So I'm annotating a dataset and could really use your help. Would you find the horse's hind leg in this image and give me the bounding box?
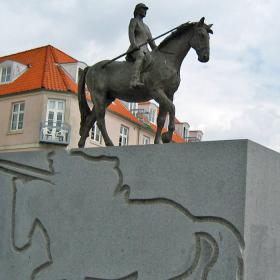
[78,96,114,148]
[94,94,114,146]
[78,110,97,148]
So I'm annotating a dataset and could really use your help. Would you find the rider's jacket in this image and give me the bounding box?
[126,18,156,62]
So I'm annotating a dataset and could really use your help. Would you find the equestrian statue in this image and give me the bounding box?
[78,3,213,147]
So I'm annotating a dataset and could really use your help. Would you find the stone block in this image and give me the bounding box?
[0,140,279,279]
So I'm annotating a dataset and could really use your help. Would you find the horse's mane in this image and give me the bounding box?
[158,22,195,50]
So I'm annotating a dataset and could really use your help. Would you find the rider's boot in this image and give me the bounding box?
[130,59,144,89]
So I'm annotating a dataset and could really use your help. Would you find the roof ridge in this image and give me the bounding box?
[41,46,49,88]
[50,45,78,62]
[49,46,69,90]
[0,45,52,59]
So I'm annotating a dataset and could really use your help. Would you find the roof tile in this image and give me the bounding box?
[0,45,77,95]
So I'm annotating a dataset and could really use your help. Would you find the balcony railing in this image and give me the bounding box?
[39,122,71,145]
[186,137,202,142]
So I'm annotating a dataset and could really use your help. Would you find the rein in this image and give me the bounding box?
[159,49,175,55]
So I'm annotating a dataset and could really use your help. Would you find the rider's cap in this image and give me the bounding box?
[135,3,149,10]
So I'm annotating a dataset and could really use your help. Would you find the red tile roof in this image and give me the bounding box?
[108,99,143,126]
[0,45,77,96]
[149,122,185,143]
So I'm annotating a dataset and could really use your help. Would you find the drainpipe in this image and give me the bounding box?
[137,124,140,145]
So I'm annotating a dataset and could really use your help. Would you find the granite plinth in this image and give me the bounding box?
[0,140,279,280]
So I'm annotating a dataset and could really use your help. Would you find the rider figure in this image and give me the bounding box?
[126,3,157,89]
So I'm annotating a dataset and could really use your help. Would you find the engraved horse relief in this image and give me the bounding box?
[0,151,244,280]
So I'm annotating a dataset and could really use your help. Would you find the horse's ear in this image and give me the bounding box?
[207,24,213,34]
[198,17,205,26]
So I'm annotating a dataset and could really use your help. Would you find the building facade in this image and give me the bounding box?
[0,45,203,152]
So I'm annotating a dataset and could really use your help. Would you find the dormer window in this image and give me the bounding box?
[183,125,189,139]
[1,65,12,83]
[60,61,87,83]
[0,60,28,84]
[148,105,158,124]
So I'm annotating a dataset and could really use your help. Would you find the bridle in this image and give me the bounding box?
[189,26,210,55]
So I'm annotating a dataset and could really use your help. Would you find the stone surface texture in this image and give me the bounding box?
[0,140,279,280]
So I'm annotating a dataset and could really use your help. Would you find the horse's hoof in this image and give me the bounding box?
[162,132,172,143]
[154,138,161,144]
[105,142,114,146]
[78,139,85,148]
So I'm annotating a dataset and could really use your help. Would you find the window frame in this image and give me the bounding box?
[45,99,66,141]
[183,126,189,139]
[128,102,138,116]
[149,106,157,124]
[119,125,129,146]
[91,123,102,144]
[143,135,150,145]
[10,102,25,131]
[46,99,65,127]
[1,65,12,83]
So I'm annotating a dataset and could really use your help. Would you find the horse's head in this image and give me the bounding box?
[189,17,213,63]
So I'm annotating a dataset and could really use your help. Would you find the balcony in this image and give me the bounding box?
[186,137,201,142]
[39,122,71,145]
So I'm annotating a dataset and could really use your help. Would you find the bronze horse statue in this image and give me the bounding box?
[78,17,213,147]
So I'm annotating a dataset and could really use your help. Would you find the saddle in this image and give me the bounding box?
[125,51,154,74]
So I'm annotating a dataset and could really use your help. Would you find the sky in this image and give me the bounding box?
[1,0,280,152]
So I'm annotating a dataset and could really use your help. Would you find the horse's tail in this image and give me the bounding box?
[194,219,245,280]
[78,67,91,136]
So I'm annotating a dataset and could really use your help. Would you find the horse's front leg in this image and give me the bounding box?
[153,89,175,144]
[154,108,167,144]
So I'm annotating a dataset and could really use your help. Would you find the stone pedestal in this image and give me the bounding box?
[0,140,279,279]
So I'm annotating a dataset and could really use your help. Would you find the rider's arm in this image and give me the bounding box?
[128,18,138,49]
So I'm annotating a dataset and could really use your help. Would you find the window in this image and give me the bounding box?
[149,107,157,123]
[10,102,25,131]
[128,102,138,115]
[0,61,28,84]
[183,126,189,139]
[60,61,88,83]
[143,135,150,145]
[45,99,65,140]
[46,99,65,127]
[91,123,102,144]
[1,65,12,83]
[119,125,129,146]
